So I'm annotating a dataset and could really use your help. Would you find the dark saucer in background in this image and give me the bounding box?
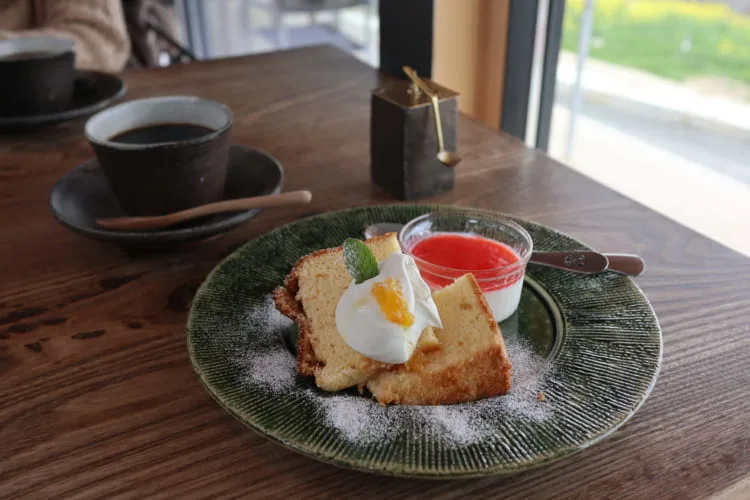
[49,145,284,247]
[0,70,126,130]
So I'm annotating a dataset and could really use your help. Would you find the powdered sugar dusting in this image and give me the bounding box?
[234,294,554,447]
[318,394,389,443]
[498,339,553,422]
[245,350,297,390]
[246,294,295,344]
[233,295,297,390]
[419,405,481,445]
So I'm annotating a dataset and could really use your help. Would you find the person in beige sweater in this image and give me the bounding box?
[0,0,131,73]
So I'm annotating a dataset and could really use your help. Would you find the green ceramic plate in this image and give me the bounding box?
[187,205,662,478]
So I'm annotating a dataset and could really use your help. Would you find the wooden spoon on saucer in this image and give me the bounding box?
[96,190,312,231]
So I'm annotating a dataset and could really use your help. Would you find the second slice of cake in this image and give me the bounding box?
[366,273,512,405]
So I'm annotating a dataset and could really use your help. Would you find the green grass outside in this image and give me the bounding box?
[561,0,750,85]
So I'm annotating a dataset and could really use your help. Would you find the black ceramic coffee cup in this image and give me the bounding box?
[0,37,76,116]
[85,96,233,217]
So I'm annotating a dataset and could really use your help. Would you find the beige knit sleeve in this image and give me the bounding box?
[0,0,131,73]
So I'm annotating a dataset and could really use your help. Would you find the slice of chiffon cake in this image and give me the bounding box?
[273,233,441,392]
[366,273,512,405]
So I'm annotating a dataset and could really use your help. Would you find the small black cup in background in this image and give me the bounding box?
[84,96,233,217]
[0,37,76,116]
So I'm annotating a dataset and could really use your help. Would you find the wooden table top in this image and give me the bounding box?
[1,46,748,499]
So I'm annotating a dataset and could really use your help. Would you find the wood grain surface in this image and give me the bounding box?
[1,46,748,499]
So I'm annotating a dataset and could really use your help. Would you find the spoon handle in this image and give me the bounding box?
[176,190,312,215]
[96,190,312,231]
[402,66,443,149]
[603,253,645,276]
[402,66,436,97]
[430,94,447,154]
[403,66,455,165]
[531,251,644,276]
[530,251,609,274]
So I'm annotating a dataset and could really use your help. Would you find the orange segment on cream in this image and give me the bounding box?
[371,278,414,328]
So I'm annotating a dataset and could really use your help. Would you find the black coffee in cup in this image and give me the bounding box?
[85,96,233,217]
[110,123,215,144]
[0,51,55,61]
[0,37,75,116]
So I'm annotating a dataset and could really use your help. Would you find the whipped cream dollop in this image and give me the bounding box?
[335,253,442,364]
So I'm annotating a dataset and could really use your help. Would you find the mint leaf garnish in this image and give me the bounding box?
[343,238,379,284]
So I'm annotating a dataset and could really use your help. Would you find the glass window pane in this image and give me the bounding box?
[181,0,379,67]
[548,0,750,256]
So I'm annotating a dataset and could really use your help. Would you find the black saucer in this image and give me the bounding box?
[0,70,126,129]
[49,145,284,247]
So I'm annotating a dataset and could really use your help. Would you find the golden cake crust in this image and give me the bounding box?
[367,343,511,405]
[272,285,318,376]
